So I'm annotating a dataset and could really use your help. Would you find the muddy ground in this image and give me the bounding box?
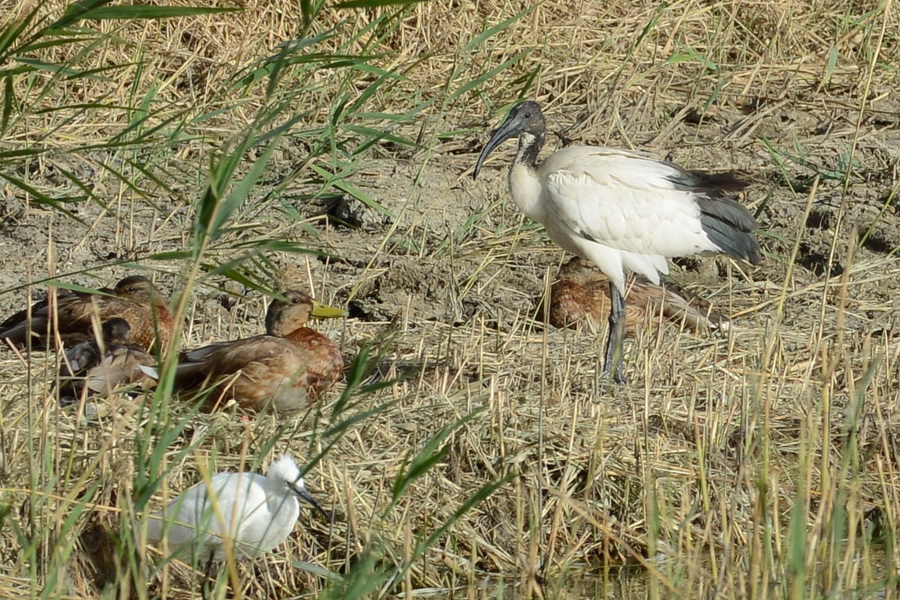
[3,96,898,358]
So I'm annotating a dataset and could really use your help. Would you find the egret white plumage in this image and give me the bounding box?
[142,455,329,564]
[474,101,761,383]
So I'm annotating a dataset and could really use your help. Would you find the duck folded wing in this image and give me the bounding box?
[175,336,294,383]
[629,279,730,332]
[0,287,97,331]
[85,346,158,394]
[61,341,104,376]
[185,336,289,367]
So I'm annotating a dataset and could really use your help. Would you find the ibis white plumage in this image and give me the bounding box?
[474,101,761,383]
[141,454,329,564]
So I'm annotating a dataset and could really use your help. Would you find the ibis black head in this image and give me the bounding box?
[473,101,546,179]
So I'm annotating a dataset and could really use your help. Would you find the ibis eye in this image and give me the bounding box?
[524,112,531,118]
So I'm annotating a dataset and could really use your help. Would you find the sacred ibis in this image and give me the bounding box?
[474,101,761,383]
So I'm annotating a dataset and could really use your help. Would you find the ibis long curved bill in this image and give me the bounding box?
[473,101,761,384]
[474,114,527,178]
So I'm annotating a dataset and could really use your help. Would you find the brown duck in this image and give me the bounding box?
[0,275,172,352]
[541,257,729,334]
[58,317,158,403]
[173,290,345,412]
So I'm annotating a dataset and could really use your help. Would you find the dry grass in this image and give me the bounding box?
[1,0,899,598]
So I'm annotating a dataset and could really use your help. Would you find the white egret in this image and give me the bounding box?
[142,455,329,565]
[474,101,761,383]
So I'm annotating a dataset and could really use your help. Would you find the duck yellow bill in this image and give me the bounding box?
[310,299,347,319]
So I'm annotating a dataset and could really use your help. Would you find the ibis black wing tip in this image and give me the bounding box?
[688,169,751,192]
[666,165,751,199]
[745,242,764,265]
[728,235,763,265]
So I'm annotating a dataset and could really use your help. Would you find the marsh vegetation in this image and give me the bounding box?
[0,0,898,598]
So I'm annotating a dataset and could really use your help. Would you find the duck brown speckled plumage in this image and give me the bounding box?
[541,257,729,335]
[173,290,345,413]
[58,317,157,402]
[0,275,173,352]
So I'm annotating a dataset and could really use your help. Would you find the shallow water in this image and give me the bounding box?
[409,566,652,600]
[418,553,898,600]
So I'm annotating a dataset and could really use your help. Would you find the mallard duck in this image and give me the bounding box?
[173,290,345,412]
[0,275,173,352]
[540,257,729,334]
[58,317,157,403]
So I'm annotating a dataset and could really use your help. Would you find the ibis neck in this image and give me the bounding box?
[516,131,543,170]
[508,131,547,223]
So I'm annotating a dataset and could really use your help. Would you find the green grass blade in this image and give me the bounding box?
[0,76,13,135]
[464,5,534,52]
[390,410,483,504]
[82,6,240,19]
[334,0,425,8]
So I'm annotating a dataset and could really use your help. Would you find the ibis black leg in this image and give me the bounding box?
[603,282,627,384]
